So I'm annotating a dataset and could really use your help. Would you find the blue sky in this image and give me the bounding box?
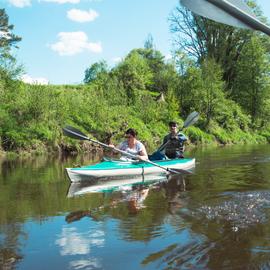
[2,0,270,85]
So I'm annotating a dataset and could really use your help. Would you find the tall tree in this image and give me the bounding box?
[112,50,153,101]
[200,58,226,125]
[178,58,226,126]
[0,9,21,63]
[130,46,179,94]
[169,1,265,88]
[232,35,270,128]
[84,60,108,84]
[0,9,22,80]
[144,34,154,50]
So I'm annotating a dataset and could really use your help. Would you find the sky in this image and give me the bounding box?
[1,0,270,85]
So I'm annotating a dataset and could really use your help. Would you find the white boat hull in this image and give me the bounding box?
[66,158,195,183]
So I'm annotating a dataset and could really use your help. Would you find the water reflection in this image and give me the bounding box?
[0,144,270,269]
[0,224,23,270]
[65,176,167,222]
[193,191,270,229]
[141,240,212,269]
[66,173,188,214]
[56,227,105,255]
[66,174,169,196]
[55,226,104,269]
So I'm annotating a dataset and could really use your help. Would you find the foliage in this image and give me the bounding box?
[1,6,270,154]
[0,9,22,79]
[232,35,270,128]
[112,50,154,101]
[83,60,108,84]
[168,0,263,88]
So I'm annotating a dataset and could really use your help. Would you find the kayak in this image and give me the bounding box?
[66,158,195,182]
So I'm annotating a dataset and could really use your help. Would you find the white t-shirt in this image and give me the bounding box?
[118,140,145,156]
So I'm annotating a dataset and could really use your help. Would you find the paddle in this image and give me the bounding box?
[180,0,270,36]
[155,111,199,154]
[62,125,183,174]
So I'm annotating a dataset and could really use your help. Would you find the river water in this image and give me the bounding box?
[1,144,270,270]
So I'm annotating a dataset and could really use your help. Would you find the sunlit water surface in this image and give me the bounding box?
[1,144,270,269]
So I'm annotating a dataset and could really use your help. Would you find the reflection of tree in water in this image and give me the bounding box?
[0,155,88,270]
[189,191,270,269]
[66,185,154,224]
[0,223,24,270]
[162,174,187,215]
[65,174,189,242]
[140,190,270,269]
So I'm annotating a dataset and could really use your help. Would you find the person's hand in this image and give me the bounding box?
[108,144,115,149]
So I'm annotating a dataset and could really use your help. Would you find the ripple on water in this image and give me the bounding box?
[141,233,213,270]
[163,240,214,270]
[194,191,270,230]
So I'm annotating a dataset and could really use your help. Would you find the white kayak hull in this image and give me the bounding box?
[66,158,195,183]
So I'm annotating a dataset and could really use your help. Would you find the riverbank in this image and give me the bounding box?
[1,133,268,158]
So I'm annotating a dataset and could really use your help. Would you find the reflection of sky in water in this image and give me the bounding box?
[55,227,104,255]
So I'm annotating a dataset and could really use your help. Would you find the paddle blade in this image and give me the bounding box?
[63,126,89,141]
[183,111,199,129]
[180,0,270,36]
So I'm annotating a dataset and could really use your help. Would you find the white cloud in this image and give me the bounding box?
[41,0,80,3]
[50,31,102,56]
[8,0,31,7]
[21,74,49,85]
[67,9,99,23]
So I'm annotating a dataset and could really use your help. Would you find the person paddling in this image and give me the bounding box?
[162,121,188,159]
[110,128,148,161]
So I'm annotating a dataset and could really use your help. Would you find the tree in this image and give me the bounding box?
[84,60,108,84]
[0,9,22,79]
[178,58,226,126]
[130,46,180,94]
[232,36,270,128]
[200,58,226,125]
[177,64,203,116]
[168,1,264,88]
[144,34,154,50]
[0,9,21,63]
[112,51,153,101]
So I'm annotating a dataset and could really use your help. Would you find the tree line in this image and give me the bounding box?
[0,1,269,154]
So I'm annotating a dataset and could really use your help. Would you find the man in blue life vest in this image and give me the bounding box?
[162,121,188,159]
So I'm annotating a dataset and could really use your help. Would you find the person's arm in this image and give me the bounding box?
[108,142,124,155]
[137,144,148,161]
[163,134,169,144]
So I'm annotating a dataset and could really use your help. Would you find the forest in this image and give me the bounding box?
[0,1,270,155]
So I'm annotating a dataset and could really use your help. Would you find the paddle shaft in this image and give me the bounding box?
[207,0,270,36]
[181,0,270,36]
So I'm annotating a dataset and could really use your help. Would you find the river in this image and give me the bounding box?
[1,144,270,269]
